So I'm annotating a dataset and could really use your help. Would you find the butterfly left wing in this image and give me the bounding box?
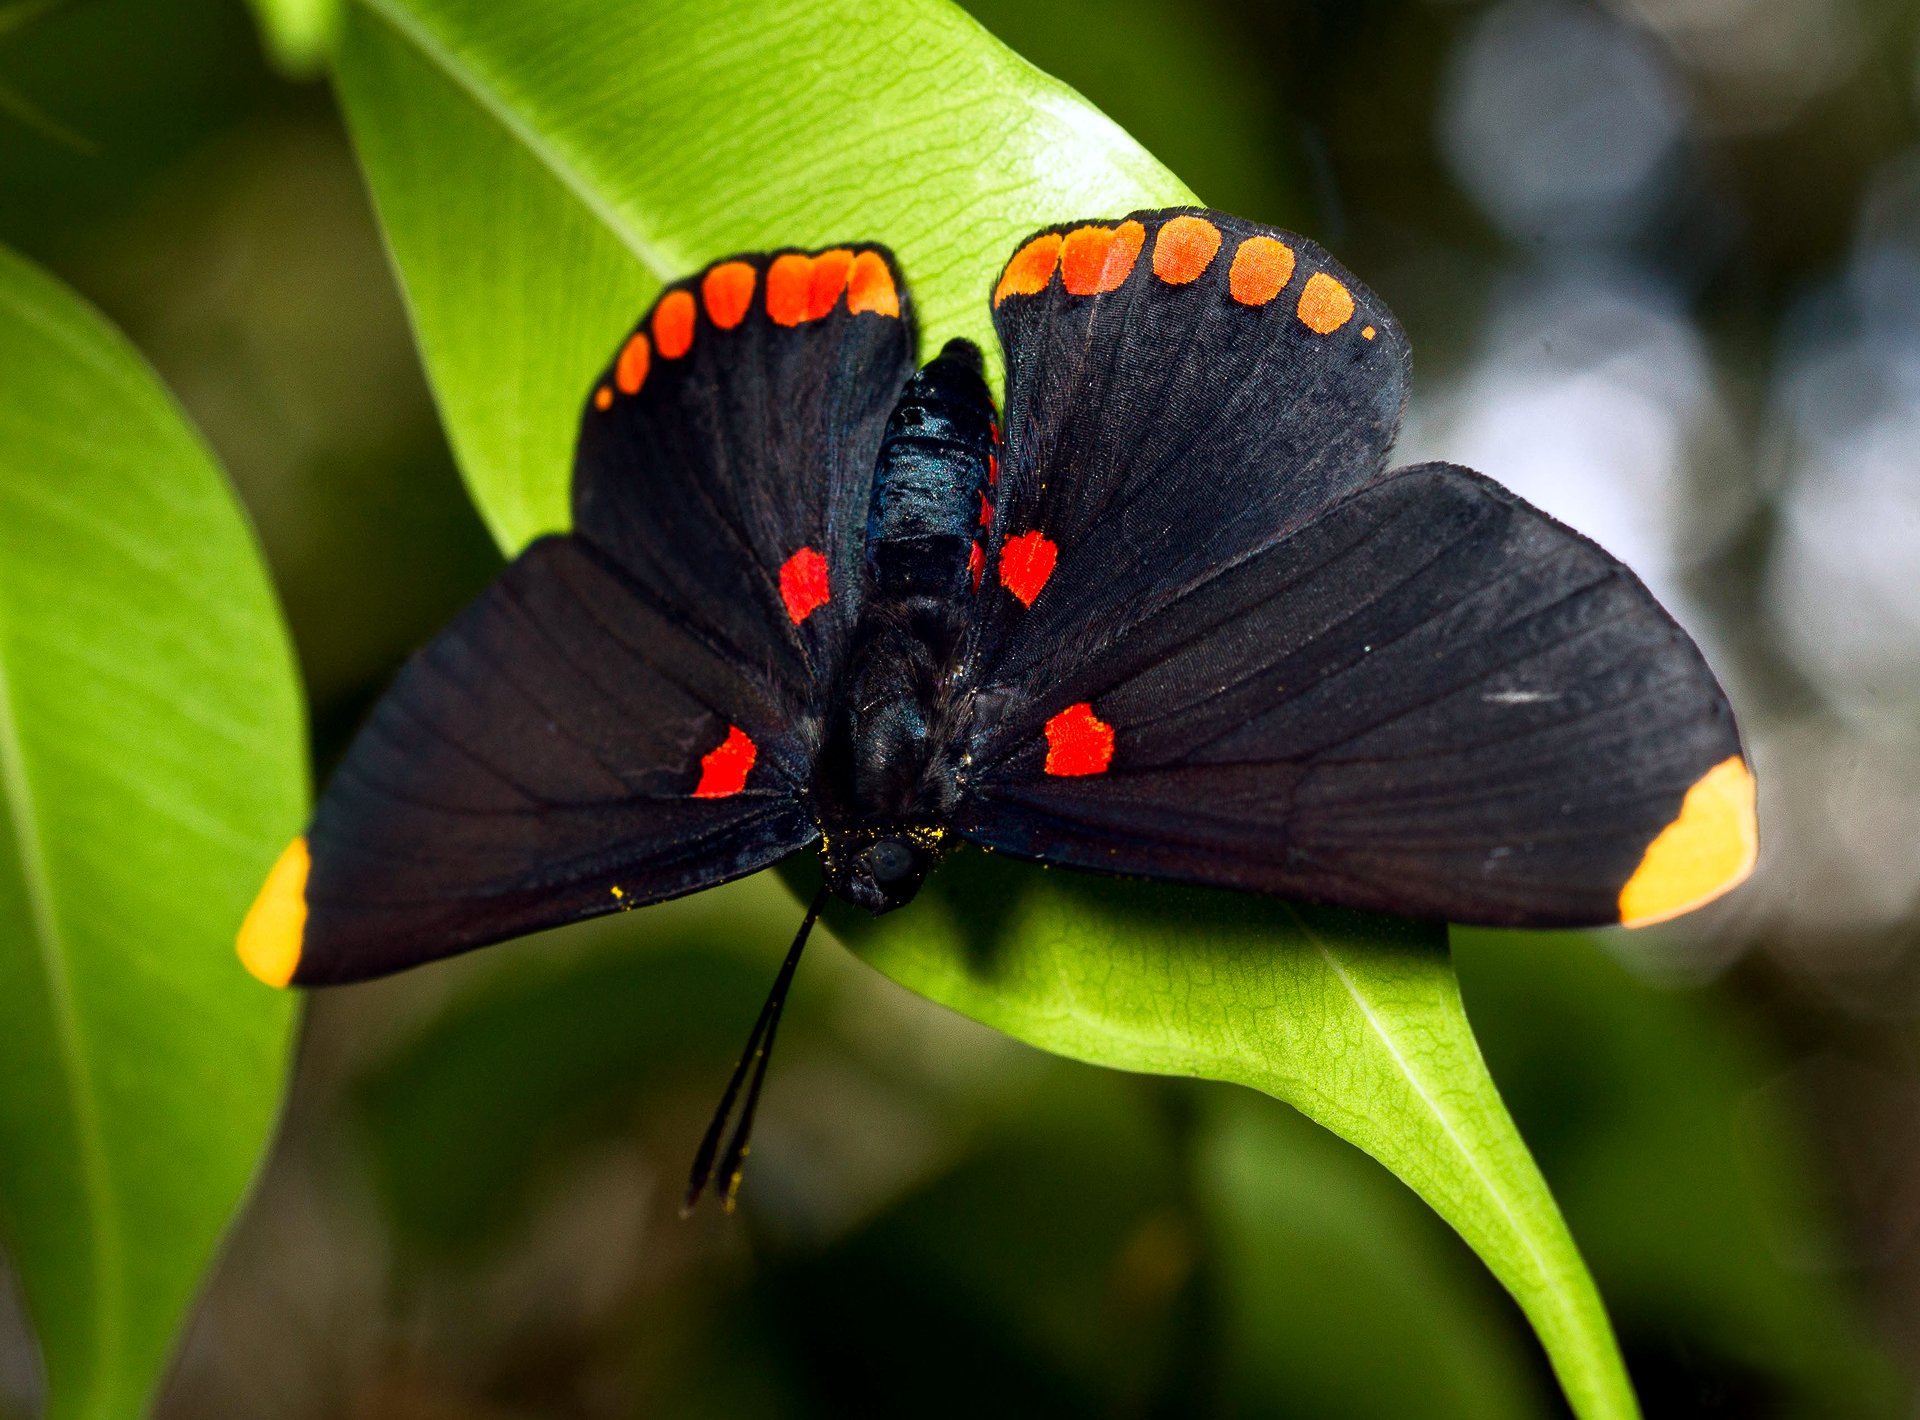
[240,537,818,986]
[239,245,916,986]
[955,464,1755,929]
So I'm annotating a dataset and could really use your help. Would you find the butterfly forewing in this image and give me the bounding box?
[260,248,914,986]
[577,246,915,698]
[971,207,1410,695]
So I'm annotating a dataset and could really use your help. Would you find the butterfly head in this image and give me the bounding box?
[820,824,949,914]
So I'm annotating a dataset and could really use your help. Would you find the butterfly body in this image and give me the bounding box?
[814,335,997,911]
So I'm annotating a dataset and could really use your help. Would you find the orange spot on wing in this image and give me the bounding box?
[847,251,900,316]
[702,261,757,329]
[593,386,613,411]
[1152,215,1222,285]
[694,726,757,798]
[1297,271,1355,334]
[994,233,1063,306]
[653,289,697,358]
[1362,325,1377,340]
[1228,235,1296,306]
[615,333,651,394]
[1060,220,1146,295]
[806,248,854,320]
[237,837,308,988]
[1619,756,1758,927]
[998,530,1056,606]
[1044,703,1114,776]
[778,546,831,623]
[767,253,813,326]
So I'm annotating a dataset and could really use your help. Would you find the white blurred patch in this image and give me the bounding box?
[1767,154,1920,717]
[1399,263,1732,626]
[1441,0,1689,244]
[1605,0,1865,132]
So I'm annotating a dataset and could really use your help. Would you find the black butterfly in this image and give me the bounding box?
[239,209,1756,1210]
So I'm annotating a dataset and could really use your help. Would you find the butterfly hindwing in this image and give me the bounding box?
[289,537,816,984]
[958,463,1754,929]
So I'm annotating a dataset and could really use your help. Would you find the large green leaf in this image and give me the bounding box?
[330,3,1636,1414]
[0,246,304,1419]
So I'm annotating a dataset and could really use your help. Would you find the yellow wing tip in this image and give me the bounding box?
[237,836,309,987]
[1619,757,1758,929]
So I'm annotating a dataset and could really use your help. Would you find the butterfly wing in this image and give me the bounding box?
[971,207,1409,686]
[242,249,915,985]
[577,244,912,693]
[960,211,1753,927]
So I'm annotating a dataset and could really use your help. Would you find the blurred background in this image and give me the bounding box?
[1,0,1917,1414]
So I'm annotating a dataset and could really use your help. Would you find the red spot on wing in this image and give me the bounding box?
[979,492,993,527]
[969,540,984,590]
[778,546,831,623]
[1044,704,1113,776]
[1060,220,1145,295]
[987,451,998,485]
[615,333,650,394]
[702,261,757,329]
[1228,235,1296,306]
[998,530,1056,607]
[653,290,696,358]
[806,248,854,320]
[694,726,756,798]
[994,233,1063,306]
[846,251,900,316]
[766,254,813,326]
[1152,216,1222,285]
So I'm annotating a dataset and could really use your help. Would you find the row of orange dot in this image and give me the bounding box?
[595,250,901,410]
[994,216,1376,340]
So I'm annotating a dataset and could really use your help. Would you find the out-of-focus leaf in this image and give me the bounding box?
[244,0,338,75]
[331,3,1635,1412]
[1201,1095,1545,1420]
[0,246,304,1419]
[356,886,795,1260]
[1455,929,1908,1418]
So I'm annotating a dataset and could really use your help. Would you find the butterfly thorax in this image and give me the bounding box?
[816,339,996,913]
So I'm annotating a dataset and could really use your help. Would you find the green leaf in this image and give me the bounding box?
[329,3,1637,1414]
[244,0,340,77]
[0,245,305,1419]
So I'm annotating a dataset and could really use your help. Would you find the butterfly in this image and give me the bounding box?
[236,208,1756,1210]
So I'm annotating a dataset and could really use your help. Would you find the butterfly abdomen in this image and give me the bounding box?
[865,338,996,600]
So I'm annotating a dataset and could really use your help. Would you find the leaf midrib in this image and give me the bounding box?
[351,0,683,282]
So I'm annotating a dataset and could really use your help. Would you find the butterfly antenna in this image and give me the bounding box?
[681,886,828,1216]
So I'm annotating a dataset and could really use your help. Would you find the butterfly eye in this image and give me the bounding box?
[866,839,915,883]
